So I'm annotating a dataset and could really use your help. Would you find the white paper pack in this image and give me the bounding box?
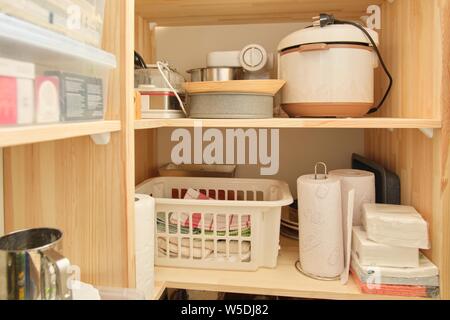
[352,226,419,268]
[362,203,430,249]
[351,252,439,284]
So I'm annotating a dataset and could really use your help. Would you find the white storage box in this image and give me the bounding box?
[352,226,419,268]
[362,203,430,249]
[136,177,293,271]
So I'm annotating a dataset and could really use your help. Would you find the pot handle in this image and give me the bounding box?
[44,249,72,300]
[298,43,329,53]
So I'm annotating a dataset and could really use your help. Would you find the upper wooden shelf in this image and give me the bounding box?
[135,0,383,26]
[0,121,121,148]
[135,118,442,130]
[155,236,425,300]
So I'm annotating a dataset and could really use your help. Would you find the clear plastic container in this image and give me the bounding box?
[135,64,185,92]
[0,12,116,126]
[0,0,106,48]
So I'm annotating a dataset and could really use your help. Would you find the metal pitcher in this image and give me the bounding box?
[0,228,72,300]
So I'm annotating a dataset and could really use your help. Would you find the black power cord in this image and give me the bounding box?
[313,13,393,114]
[134,50,147,69]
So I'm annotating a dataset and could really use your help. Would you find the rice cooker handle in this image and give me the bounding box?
[298,43,329,53]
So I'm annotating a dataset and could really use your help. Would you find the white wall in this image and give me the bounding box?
[155,22,308,78]
[155,23,365,195]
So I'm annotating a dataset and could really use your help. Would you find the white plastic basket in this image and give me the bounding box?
[136,177,293,271]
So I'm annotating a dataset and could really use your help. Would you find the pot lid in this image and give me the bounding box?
[278,24,379,51]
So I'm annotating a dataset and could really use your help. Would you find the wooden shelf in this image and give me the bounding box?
[153,281,166,300]
[0,121,121,148]
[155,237,427,300]
[135,118,442,130]
[136,0,382,26]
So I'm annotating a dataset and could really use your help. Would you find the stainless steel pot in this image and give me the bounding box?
[0,228,72,300]
[187,68,206,82]
[187,67,243,82]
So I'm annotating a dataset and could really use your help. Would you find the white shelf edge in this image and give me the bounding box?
[0,13,116,68]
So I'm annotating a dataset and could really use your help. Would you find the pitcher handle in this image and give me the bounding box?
[44,249,72,300]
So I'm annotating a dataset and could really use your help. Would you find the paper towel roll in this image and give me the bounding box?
[329,169,375,226]
[297,174,344,278]
[135,194,155,300]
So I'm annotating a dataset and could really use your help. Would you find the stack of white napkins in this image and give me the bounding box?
[350,204,439,298]
[352,226,419,268]
[362,204,429,249]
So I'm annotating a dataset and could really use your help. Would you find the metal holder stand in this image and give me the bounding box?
[295,260,340,281]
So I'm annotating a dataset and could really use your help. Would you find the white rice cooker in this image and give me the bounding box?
[278,24,380,118]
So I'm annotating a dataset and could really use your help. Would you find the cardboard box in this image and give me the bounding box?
[0,77,17,124]
[0,57,35,79]
[17,79,35,124]
[35,76,60,123]
[46,72,104,121]
[0,57,36,125]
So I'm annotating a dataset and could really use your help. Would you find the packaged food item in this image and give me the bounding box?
[0,77,17,125]
[35,76,60,123]
[16,78,35,125]
[46,71,104,121]
[0,57,36,125]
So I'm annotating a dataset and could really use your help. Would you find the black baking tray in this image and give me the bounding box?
[352,153,401,205]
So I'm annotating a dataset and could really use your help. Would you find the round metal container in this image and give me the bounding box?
[187,67,244,82]
[188,93,273,119]
[205,67,243,81]
[187,68,206,82]
[0,228,72,300]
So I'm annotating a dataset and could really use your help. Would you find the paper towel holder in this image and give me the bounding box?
[314,162,328,180]
[295,260,340,281]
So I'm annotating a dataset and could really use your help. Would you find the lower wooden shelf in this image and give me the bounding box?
[153,281,166,300]
[135,118,442,130]
[0,121,121,148]
[155,237,427,300]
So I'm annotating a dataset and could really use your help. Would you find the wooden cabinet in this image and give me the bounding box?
[1,0,136,288]
[2,0,449,300]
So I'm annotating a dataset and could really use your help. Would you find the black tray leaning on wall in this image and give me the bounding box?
[352,153,401,205]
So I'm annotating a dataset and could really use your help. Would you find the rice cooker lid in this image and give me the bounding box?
[278,24,379,51]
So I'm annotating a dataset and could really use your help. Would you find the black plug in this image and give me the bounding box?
[312,13,336,27]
